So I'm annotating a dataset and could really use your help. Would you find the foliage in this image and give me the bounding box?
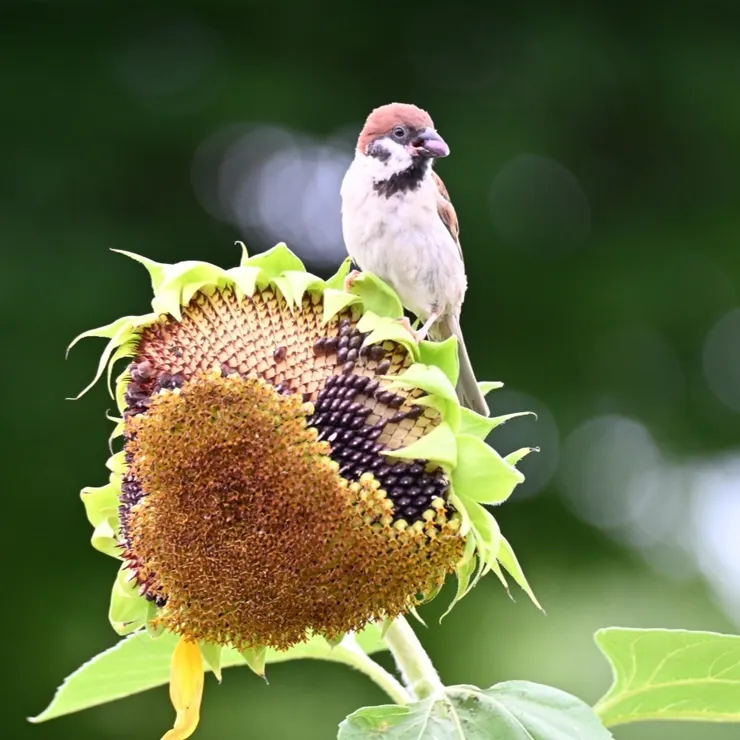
[34,623,740,737]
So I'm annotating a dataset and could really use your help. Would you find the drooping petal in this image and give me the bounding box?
[162,637,204,740]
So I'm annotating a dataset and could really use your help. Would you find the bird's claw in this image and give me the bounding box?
[343,270,361,293]
[396,316,428,343]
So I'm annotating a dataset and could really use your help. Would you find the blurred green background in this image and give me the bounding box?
[5,2,740,738]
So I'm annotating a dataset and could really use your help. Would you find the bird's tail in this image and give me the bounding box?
[431,314,490,417]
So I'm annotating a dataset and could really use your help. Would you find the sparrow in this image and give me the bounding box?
[340,102,489,416]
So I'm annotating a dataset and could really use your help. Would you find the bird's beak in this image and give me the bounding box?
[410,128,450,158]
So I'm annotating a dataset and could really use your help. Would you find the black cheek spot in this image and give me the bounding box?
[368,140,391,163]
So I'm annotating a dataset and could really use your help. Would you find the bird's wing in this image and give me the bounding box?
[433,171,464,265]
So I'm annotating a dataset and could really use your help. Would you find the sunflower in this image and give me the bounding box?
[72,242,537,739]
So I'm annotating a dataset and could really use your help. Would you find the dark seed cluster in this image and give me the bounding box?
[310,319,449,523]
[119,470,167,607]
[310,373,446,523]
[124,359,185,419]
[119,360,182,606]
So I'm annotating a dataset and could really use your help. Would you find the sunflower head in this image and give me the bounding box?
[74,242,538,657]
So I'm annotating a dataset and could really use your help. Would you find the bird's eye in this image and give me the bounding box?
[392,127,405,139]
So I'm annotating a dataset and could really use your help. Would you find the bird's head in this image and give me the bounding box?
[356,103,449,174]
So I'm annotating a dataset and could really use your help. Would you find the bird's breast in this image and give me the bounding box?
[341,169,466,318]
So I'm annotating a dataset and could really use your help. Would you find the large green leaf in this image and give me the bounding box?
[338,682,612,739]
[593,628,740,727]
[30,625,387,723]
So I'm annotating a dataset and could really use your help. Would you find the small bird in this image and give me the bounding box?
[340,102,489,416]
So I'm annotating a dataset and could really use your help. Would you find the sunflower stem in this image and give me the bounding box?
[384,616,444,700]
[339,634,411,705]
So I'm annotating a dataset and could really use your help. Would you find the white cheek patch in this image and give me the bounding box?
[368,138,413,179]
[383,139,413,171]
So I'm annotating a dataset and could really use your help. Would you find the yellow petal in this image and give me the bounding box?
[162,637,205,740]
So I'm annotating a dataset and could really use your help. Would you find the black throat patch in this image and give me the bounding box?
[373,156,431,199]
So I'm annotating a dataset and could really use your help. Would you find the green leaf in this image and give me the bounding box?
[464,499,502,563]
[449,494,506,593]
[388,364,458,404]
[497,536,542,610]
[323,288,361,322]
[113,365,130,416]
[240,645,267,678]
[478,381,503,396]
[114,253,225,320]
[271,275,297,307]
[225,265,262,299]
[322,632,348,649]
[243,242,306,281]
[105,339,137,399]
[66,315,148,401]
[383,363,462,433]
[199,642,223,683]
[410,394,462,435]
[66,315,138,358]
[459,409,534,441]
[348,272,404,318]
[30,624,388,723]
[441,538,478,621]
[105,450,127,475]
[144,603,165,640]
[111,250,169,295]
[505,447,538,467]
[80,482,121,559]
[358,314,418,359]
[383,421,458,470]
[418,336,460,387]
[235,239,250,263]
[108,564,148,636]
[407,606,428,627]
[282,270,325,305]
[325,256,353,291]
[170,262,230,317]
[338,682,612,739]
[452,434,524,504]
[593,628,740,727]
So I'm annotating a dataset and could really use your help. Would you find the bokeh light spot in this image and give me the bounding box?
[192,125,351,268]
[691,455,740,621]
[560,415,660,529]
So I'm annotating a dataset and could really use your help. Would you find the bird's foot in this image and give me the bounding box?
[343,269,361,293]
[395,315,436,343]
